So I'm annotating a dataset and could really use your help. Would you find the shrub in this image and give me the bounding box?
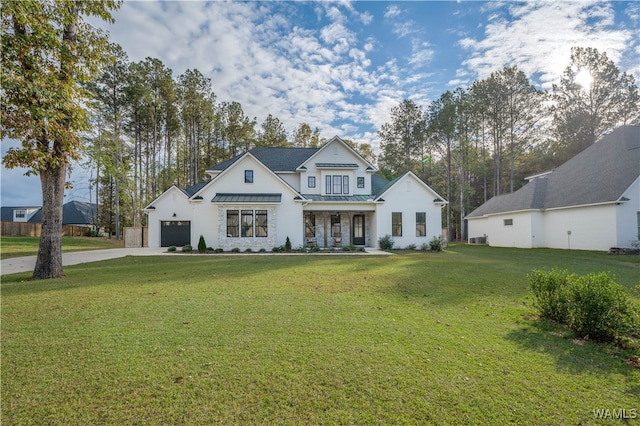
[379,234,394,250]
[420,243,430,251]
[197,235,207,253]
[245,248,253,253]
[182,244,192,253]
[529,269,640,343]
[231,247,240,253]
[569,272,636,342]
[429,236,445,252]
[528,268,573,324]
[285,237,292,252]
[215,248,224,253]
[259,248,266,253]
[167,246,177,252]
[406,244,417,251]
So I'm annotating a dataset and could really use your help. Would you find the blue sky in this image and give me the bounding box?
[2,0,638,206]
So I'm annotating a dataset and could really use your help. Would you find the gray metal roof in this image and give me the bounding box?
[467,126,640,218]
[211,193,282,203]
[315,163,359,168]
[302,194,373,202]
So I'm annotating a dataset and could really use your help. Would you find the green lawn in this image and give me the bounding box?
[0,236,124,259]
[2,245,639,425]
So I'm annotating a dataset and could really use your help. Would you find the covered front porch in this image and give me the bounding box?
[303,210,375,248]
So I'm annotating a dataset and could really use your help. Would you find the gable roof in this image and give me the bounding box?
[207,147,319,173]
[299,136,377,172]
[467,126,640,218]
[373,171,447,203]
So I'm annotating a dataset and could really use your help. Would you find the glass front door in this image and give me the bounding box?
[353,215,365,245]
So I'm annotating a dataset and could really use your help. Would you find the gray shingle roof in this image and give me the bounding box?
[207,147,320,173]
[0,201,97,224]
[467,126,640,218]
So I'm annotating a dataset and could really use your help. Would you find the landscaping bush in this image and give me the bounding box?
[182,244,192,253]
[569,272,636,342]
[429,235,445,252]
[197,235,207,253]
[167,246,177,252]
[406,244,417,251]
[529,269,640,343]
[285,237,292,252]
[378,234,394,250]
[231,247,240,253]
[215,248,224,253]
[420,243,430,251]
[528,268,573,324]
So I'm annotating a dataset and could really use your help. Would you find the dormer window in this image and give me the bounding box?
[245,170,253,183]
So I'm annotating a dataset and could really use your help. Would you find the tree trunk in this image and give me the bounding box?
[33,162,67,279]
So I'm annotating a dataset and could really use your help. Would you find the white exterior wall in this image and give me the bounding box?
[544,205,618,251]
[190,201,219,250]
[468,211,535,248]
[375,174,444,249]
[616,177,640,247]
[303,140,372,196]
[146,187,196,247]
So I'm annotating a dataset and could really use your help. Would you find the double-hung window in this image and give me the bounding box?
[392,212,402,237]
[227,210,239,237]
[255,210,268,237]
[416,212,426,237]
[241,210,254,237]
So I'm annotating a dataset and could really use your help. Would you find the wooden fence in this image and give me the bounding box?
[0,222,91,237]
[124,227,148,248]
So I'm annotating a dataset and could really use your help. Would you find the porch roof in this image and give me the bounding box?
[302,194,374,203]
[211,193,282,203]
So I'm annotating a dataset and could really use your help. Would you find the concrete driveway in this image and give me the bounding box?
[0,248,168,276]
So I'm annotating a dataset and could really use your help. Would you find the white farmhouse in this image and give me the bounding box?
[144,136,447,250]
[466,126,640,251]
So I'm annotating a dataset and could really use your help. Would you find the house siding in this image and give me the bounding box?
[544,205,617,250]
[375,175,444,249]
[616,176,640,247]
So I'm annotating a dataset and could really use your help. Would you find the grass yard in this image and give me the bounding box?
[2,245,639,425]
[0,236,124,260]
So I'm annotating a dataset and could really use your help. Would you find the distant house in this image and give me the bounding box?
[466,126,640,251]
[1,201,98,227]
[144,136,447,250]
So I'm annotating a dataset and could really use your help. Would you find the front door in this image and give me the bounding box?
[353,215,365,245]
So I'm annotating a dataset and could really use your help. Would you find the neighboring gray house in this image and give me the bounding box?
[466,126,640,251]
[1,201,98,226]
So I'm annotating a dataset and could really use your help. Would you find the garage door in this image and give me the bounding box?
[160,221,191,247]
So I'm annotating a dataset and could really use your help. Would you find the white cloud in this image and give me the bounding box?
[457,1,634,89]
[384,5,402,19]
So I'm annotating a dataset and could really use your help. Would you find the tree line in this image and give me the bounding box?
[377,47,639,241]
[1,1,638,279]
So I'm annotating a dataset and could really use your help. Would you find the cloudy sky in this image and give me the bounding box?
[2,0,638,206]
